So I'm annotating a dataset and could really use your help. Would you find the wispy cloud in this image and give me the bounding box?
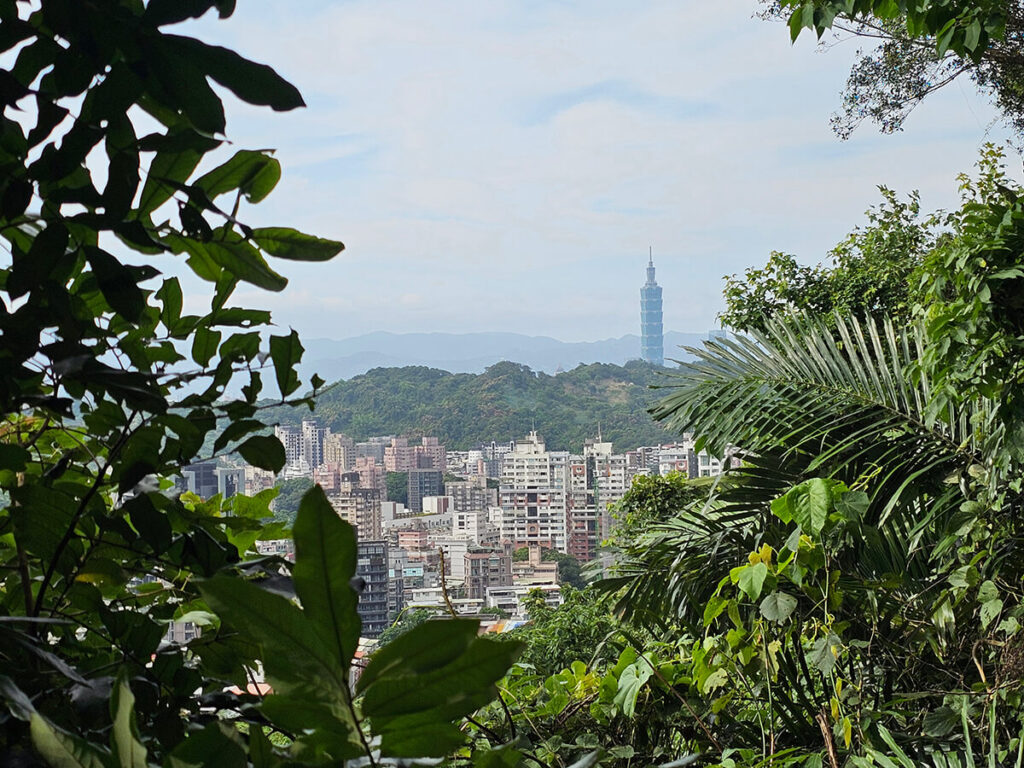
[181,0,1014,341]
[526,80,715,124]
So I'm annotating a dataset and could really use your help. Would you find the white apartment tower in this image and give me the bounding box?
[499,431,569,552]
[301,419,327,470]
[274,425,302,467]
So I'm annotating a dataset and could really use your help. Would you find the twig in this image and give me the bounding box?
[817,709,840,768]
[438,547,458,618]
[497,691,517,739]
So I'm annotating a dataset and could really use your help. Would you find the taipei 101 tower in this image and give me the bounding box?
[640,249,664,366]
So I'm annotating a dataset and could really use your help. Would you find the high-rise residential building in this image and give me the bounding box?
[179,461,218,498]
[355,540,389,637]
[640,253,664,366]
[384,437,415,472]
[407,468,443,514]
[385,436,446,472]
[447,478,498,513]
[354,456,386,496]
[499,431,569,552]
[329,473,383,540]
[301,419,327,470]
[564,437,632,561]
[417,437,446,472]
[355,437,391,464]
[323,432,355,470]
[274,424,302,467]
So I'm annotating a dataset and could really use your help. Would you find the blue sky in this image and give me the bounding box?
[182,1,1014,342]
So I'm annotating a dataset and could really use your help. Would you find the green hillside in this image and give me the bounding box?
[273,360,680,452]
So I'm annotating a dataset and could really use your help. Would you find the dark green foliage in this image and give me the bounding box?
[604,472,709,553]
[375,608,436,648]
[271,476,314,523]
[769,0,1024,137]
[543,550,587,589]
[275,360,674,451]
[720,186,937,333]
[0,3,528,766]
[197,486,524,761]
[385,471,408,505]
[510,588,620,678]
[597,153,1024,763]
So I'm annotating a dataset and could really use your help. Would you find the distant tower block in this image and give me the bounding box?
[640,250,664,366]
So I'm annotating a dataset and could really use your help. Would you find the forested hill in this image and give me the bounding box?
[275,360,680,452]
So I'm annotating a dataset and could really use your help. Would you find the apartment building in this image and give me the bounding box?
[499,431,569,552]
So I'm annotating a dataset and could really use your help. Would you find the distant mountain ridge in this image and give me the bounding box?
[273,360,682,453]
[299,331,713,382]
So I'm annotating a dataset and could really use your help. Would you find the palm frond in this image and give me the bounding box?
[653,313,992,522]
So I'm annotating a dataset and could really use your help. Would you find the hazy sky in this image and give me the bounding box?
[185,1,1013,341]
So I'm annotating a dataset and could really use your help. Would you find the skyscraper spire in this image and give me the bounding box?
[640,250,664,366]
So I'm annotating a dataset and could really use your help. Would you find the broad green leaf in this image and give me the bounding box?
[357,618,478,693]
[834,489,869,521]
[703,594,728,627]
[371,717,466,759]
[876,723,915,768]
[360,623,522,757]
[978,580,999,602]
[194,150,280,201]
[110,671,147,768]
[473,743,523,768]
[936,19,957,55]
[737,562,768,601]
[759,591,797,623]
[169,721,246,768]
[269,330,303,396]
[30,714,108,768]
[701,667,729,695]
[10,485,76,562]
[362,634,520,719]
[204,239,287,292]
[138,143,203,216]
[156,276,183,331]
[236,435,286,472]
[292,486,361,667]
[964,18,982,51]
[165,35,305,111]
[781,478,833,536]
[213,419,265,452]
[148,41,226,135]
[613,658,654,717]
[252,227,344,262]
[198,575,348,695]
[247,725,274,768]
[259,694,361,759]
[85,246,146,322]
[980,598,1003,630]
[0,442,28,472]
[191,326,221,367]
[769,493,793,523]
[809,632,841,675]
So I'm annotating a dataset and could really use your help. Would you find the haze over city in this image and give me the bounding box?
[182,1,1016,343]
